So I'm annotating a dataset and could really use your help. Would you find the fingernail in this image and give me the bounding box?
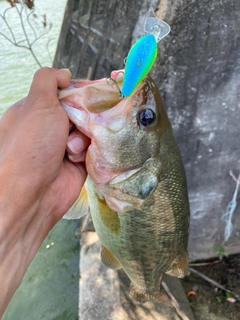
[60,68,71,72]
[68,152,84,162]
[67,136,82,153]
[60,68,71,76]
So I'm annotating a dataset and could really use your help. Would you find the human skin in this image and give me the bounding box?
[0,68,90,317]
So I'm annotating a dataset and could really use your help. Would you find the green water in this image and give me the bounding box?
[0,0,67,114]
[3,220,79,320]
[0,1,80,319]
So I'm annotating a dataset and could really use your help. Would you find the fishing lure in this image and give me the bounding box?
[121,16,171,97]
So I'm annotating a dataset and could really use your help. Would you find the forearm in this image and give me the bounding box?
[0,171,54,317]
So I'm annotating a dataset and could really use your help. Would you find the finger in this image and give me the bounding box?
[56,68,72,88]
[49,160,87,222]
[66,130,90,155]
[62,160,87,198]
[31,67,71,93]
[25,67,71,110]
[67,150,87,163]
[69,122,76,134]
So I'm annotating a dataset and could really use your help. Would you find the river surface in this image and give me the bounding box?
[0,1,80,319]
[0,0,67,114]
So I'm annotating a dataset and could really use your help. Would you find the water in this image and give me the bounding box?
[0,1,80,319]
[3,220,80,320]
[0,0,67,114]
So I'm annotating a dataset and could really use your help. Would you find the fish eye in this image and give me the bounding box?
[137,108,156,127]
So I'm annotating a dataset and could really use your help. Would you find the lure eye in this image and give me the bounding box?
[137,108,156,128]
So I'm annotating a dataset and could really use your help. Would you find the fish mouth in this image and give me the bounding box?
[58,70,130,137]
[58,70,124,113]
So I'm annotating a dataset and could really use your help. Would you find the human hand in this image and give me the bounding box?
[0,68,90,316]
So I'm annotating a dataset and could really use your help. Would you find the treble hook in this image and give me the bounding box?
[106,70,125,98]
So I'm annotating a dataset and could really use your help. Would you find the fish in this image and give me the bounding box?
[58,70,190,303]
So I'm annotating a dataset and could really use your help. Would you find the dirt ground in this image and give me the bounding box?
[181,254,240,320]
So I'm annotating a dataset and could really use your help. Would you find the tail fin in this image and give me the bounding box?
[129,283,191,319]
[129,283,171,305]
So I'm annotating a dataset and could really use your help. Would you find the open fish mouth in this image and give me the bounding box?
[58,70,135,139]
[58,70,124,114]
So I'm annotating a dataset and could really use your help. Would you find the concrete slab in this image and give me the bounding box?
[79,231,195,320]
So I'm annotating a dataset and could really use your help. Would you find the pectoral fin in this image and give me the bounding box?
[63,186,89,219]
[101,246,122,270]
[98,198,120,235]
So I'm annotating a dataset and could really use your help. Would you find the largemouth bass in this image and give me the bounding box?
[59,70,190,303]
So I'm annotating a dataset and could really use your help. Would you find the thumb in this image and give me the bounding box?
[49,160,88,222]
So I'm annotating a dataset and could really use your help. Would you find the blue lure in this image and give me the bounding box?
[121,16,171,97]
[121,34,158,97]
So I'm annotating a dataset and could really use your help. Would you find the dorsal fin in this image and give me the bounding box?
[63,186,89,219]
